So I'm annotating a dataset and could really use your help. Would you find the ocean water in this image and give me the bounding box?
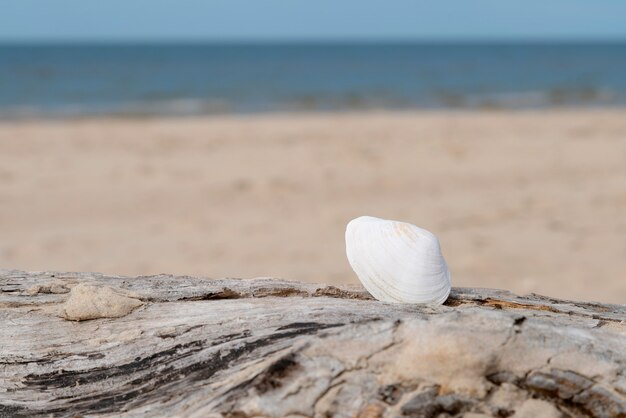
[1,42,626,117]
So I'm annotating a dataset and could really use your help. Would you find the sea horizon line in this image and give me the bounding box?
[2,38,626,47]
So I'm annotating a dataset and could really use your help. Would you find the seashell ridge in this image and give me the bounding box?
[345,216,451,305]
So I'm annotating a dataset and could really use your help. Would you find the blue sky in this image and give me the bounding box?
[2,0,626,42]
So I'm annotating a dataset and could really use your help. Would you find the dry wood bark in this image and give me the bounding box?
[1,269,625,417]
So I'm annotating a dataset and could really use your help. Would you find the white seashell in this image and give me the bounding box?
[345,216,451,305]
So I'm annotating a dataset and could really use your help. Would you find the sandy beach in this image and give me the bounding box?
[1,109,625,303]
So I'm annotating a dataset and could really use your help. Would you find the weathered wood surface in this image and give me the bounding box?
[1,269,625,418]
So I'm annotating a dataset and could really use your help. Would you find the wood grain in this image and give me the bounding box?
[1,269,625,417]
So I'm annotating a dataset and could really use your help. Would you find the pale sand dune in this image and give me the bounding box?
[0,110,625,303]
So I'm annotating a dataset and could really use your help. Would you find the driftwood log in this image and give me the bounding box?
[1,269,625,418]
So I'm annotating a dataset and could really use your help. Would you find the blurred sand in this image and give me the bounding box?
[1,110,625,303]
